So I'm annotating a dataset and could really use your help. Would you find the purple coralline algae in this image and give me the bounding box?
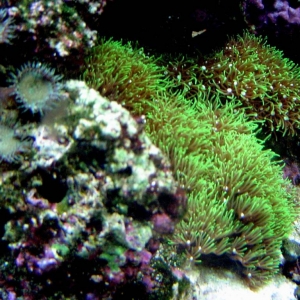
[0,80,187,298]
[283,159,300,186]
[242,0,300,33]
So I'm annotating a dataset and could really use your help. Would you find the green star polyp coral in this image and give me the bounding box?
[83,39,166,115]
[83,39,296,288]
[198,32,300,136]
[147,92,296,287]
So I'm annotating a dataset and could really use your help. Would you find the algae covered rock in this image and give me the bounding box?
[0,80,186,299]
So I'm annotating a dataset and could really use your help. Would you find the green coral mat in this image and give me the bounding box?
[198,32,300,137]
[83,36,297,287]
